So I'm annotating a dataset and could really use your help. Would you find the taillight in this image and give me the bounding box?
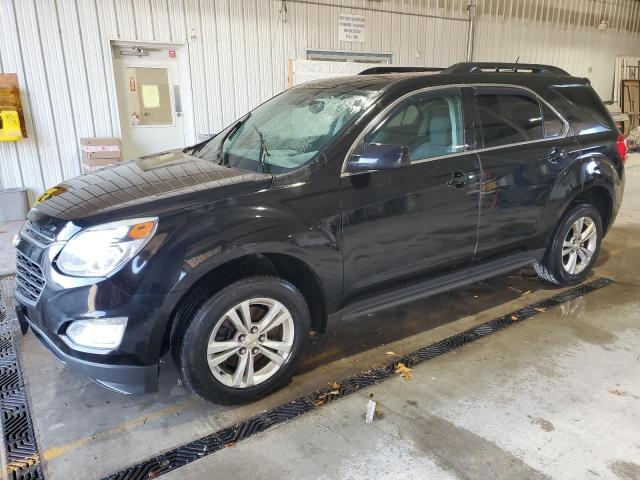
[617,133,628,164]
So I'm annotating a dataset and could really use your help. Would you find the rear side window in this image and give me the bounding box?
[476,92,544,148]
[550,85,615,135]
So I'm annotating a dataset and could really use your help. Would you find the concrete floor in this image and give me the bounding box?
[0,220,22,276]
[2,156,640,479]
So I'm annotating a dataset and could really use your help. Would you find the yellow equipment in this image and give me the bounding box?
[0,110,23,141]
[0,73,26,141]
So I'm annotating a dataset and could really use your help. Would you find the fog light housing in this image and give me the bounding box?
[65,317,127,350]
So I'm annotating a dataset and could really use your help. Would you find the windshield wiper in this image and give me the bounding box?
[253,125,270,173]
[217,113,251,166]
[183,133,218,156]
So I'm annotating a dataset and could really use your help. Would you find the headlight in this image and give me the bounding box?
[65,317,127,350]
[56,217,157,277]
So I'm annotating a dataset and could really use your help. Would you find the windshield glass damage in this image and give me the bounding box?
[191,83,381,173]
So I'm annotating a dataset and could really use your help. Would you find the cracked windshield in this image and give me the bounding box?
[191,83,381,173]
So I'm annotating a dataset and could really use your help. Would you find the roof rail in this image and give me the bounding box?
[358,66,444,75]
[442,62,570,76]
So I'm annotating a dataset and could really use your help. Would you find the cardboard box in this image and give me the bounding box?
[80,137,121,173]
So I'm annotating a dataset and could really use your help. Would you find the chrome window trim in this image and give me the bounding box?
[340,83,571,176]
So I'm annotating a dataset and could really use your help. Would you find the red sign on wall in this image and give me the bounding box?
[168,50,176,58]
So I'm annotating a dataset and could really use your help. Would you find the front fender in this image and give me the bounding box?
[142,192,342,359]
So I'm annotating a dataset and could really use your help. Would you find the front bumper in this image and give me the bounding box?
[15,303,158,394]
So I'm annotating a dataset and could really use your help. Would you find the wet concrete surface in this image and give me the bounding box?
[6,156,640,479]
[17,261,563,479]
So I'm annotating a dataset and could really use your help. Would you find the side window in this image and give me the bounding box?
[476,92,544,148]
[386,104,420,128]
[541,103,564,138]
[367,92,465,162]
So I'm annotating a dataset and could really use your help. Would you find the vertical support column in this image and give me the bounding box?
[466,1,476,62]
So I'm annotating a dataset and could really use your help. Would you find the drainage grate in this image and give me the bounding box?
[0,274,44,480]
[103,276,614,480]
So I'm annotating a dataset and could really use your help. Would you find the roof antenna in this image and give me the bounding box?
[513,56,520,72]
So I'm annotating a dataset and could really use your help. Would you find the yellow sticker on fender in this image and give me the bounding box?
[35,186,67,205]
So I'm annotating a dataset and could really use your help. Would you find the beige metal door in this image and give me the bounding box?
[113,48,186,159]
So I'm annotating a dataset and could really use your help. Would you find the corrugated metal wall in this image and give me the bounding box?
[1,0,639,203]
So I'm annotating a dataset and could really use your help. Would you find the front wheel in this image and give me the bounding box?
[534,204,603,286]
[176,276,311,405]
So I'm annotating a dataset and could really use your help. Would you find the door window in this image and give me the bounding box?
[476,92,544,147]
[366,92,465,162]
[126,67,173,126]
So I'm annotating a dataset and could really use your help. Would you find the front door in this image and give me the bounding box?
[113,46,187,159]
[341,87,481,300]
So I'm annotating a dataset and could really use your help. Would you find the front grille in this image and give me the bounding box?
[23,220,56,246]
[15,251,45,306]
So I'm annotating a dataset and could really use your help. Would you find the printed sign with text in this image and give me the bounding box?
[338,13,366,43]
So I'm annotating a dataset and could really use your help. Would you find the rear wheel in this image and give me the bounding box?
[534,204,602,286]
[176,276,310,404]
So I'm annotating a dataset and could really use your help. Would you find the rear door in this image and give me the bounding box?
[340,87,481,299]
[471,86,580,263]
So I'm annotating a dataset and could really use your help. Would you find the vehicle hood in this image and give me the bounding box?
[29,150,272,222]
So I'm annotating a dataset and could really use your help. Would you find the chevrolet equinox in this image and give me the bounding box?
[14,62,626,404]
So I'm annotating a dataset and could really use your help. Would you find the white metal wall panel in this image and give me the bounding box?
[1,0,640,203]
[168,0,187,42]
[200,0,224,133]
[134,0,156,41]
[58,0,98,141]
[0,4,23,191]
[151,0,172,41]
[474,0,640,99]
[95,0,122,137]
[114,0,138,39]
[0,0,42,199]
[76,0,115,137]
[35,0,81,181]
[13,0,65,192]
[183,0,211,136]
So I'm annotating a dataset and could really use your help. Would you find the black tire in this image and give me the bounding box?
[534,204,603,286]
[176,276,310,405]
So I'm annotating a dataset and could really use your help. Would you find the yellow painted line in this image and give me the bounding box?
[43,399,197,462]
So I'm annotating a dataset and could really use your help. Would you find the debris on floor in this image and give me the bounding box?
[365,394,376,424]
[608,388,626,396]
[374,403,384,419]
[395,363,413,380]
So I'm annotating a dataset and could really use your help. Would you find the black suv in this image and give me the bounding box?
[14,62,626,404]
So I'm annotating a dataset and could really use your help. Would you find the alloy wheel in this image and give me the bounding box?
[562,216,597,275]
[206,298,295,388]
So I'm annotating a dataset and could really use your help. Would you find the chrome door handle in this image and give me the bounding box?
[547,146,568,163]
